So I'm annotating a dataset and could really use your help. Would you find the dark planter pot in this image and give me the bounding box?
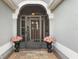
[46,42,52,53]
[14,41,20,52]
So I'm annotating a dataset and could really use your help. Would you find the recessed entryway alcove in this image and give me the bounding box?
[17,4,49,49]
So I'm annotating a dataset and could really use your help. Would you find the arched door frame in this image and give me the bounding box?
[12,0,54,36]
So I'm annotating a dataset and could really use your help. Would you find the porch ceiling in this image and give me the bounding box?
[3,0,63,12]
[11,0,52,5]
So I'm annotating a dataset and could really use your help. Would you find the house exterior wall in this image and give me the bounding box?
[0,0,13,46]
[51,0,78,53]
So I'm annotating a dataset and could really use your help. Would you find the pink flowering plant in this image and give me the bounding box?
[44,36,56,43]
[12,36,23,43]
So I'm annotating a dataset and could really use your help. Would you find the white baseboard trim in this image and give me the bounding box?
[54,42,78,59]
[0,42,13,56]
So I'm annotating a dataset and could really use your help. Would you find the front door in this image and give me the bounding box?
[26,16,43,49]
[31,19,40,41]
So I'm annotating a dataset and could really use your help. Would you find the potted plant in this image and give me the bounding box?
[12,36,23,52]
[44,36,56,53]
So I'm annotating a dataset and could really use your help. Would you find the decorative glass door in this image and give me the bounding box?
[31,18,41,41]
[26,16,42,49]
